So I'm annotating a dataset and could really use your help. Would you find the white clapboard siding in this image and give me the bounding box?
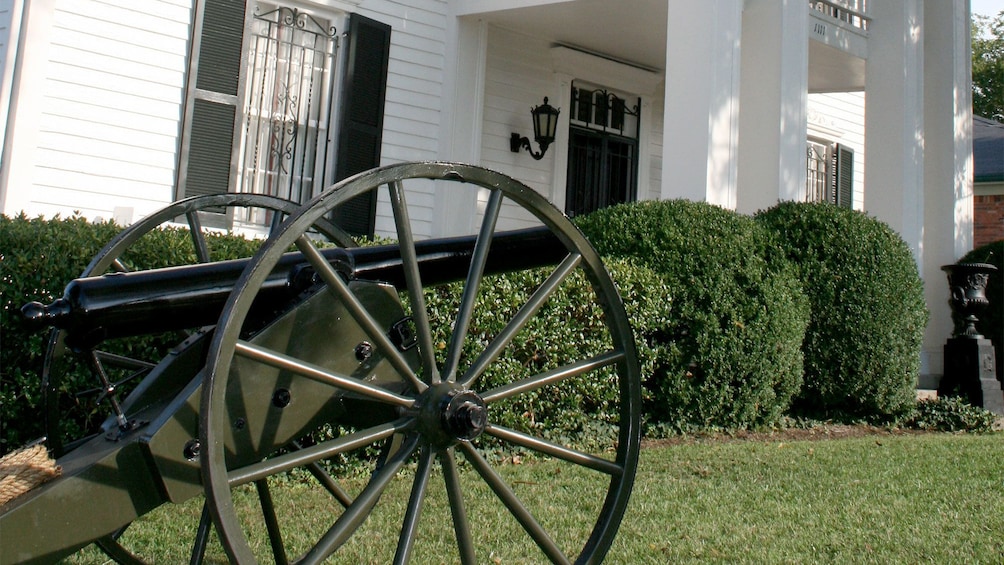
[645,84,665,202]
[481,25,559,232]
[14,0,191,222]
[360,0,447,239]
[481,24,667,231]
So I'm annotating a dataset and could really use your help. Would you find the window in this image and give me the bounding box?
[565,84,640,218]
[805,139,853,208]
[238,5,339,207]
[177,0,390,236]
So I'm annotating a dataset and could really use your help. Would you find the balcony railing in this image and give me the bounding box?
[810,0,870,33]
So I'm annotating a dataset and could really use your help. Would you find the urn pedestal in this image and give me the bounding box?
[939,263,1003,415]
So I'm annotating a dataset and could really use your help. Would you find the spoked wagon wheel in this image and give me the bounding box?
[38,193,351,564]
[201,162,642,564]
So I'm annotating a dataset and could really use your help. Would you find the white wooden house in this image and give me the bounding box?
[0,0,975,385]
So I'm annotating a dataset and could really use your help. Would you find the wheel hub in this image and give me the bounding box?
[417,384,488,445]
[442,389,487,441]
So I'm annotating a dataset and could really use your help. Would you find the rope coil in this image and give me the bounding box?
[0,444,61,506]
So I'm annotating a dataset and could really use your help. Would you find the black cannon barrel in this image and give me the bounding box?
[21,227,567,346]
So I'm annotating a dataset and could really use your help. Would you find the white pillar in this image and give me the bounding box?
[864,1,924,247]
[736,0,809,214]
[0,0,55,215]
[863,1,930,374]
[433,16,487,237]
[920,0,973,382]
[662,0,742,207]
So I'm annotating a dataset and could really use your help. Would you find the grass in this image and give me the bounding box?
[61,431,1004,564]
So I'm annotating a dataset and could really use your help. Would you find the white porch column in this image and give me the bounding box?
[735,0,809,214]
[662,0,742,207]
[0,0,55,215]
[433,15,488,236]
[864,1,924,250]
[862,1,930,374]
[919,0,973,382]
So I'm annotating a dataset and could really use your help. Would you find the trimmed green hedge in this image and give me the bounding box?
[0,213,262,453]
[576,200,810,431]
[0,213,646,455]
[424,258,671,451]
[2,214,119,451]
[755,202,928,421]
[0,203,943,452]
[960,239,1003,382]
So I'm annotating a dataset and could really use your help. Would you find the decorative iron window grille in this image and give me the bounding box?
[806,140,829,203]
[570,87,640,138]
[237,5,339,220]
[805,139,854,208]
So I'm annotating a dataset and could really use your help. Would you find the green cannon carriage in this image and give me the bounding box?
[1,162,640,564]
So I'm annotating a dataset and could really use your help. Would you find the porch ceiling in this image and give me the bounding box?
[468,0,668,72]
[809,40,866,93]
[465,1,866,92]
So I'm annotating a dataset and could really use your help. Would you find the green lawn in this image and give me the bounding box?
[62,431,1004,564]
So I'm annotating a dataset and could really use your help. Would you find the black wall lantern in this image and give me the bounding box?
[510,97,560,160]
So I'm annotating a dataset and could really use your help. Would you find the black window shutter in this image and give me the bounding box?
[832,144,854,209]
[178,0,248,199]
[331,14,392,238]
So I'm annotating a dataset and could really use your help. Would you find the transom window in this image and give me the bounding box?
[569,85,640,138]
[565,83,640,218]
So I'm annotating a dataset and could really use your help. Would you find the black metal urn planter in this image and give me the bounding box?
[943,262,997,338]
[939,262,1003,415]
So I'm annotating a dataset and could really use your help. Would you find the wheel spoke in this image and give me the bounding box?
[393,444,435,565]
[109,257,129,273]
[300,435,420,564]
[460,252,581,389]
[295,234,426,392]
[255,479,289,565]
[186,211,211,263]
[441,447,476,565]
[234,340,414,408]
[228,418,411,486]
[291,440,354,508]
[481,350,625,404]
[388,180,439,384]
[267,209,286,236]
[189,502,212,565]
[458,442,570,564]
[442,188,503,381]
[485,424,624,476]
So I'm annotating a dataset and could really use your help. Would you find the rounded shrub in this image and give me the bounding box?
[575,200,809,431]
[960,239,1003,382]
[755,201,928,421]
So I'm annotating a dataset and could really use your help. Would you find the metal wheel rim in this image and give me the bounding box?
[202,162,642,564]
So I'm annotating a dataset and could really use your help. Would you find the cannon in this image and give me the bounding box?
[1,162,640,564]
